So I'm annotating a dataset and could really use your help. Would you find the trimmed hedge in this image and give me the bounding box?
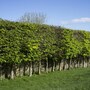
[0,19,90,79]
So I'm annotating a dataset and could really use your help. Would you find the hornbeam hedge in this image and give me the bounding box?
[0,19,90,79]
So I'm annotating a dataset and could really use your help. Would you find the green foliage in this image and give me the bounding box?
[0,20,90,63]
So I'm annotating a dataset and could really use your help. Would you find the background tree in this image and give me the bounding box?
[18,12,46,24]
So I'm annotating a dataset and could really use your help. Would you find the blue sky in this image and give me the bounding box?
[0,0,90,31]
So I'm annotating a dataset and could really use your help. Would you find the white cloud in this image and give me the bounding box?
[61,17,90,24]
[72,18,90,23]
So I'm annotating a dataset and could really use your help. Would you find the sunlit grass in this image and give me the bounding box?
[0,67,90,90]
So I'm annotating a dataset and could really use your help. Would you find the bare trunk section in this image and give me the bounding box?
[73,59,76,68]
[67,59,70,70]
[29,61,32,77]
[10,64,14,79]
[71,59,74,68]
[59,60,61,71]
[15,64,19,77]
[23,62,26,76]
[88,57,90,67]
[45,59,48,73]
[38,60,41,75]
[52,60,55,72]
[32,61,36,74]
[64,59,68,70]
[80,60,83,68]
[24,62,29,76]
[0,63,5,80]
[55,61,59,71]
[59,59,64,71]
[87,57,89,67]
[79,57,83,68]
[83,57,87,68]
[19,63,24,77]
[76,56,79,68]
[69,59,72,69]
[0,64,2,80]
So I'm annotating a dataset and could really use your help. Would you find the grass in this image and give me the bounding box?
[0,67,90,90]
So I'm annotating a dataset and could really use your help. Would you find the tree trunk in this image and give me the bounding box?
[69,59,72,69]
[15,64,19,77]
[38,60,41,75]
[29,61,32,77]
[88,57,90,67]
[81,60,83,68]
[0,63,4,80]
[32,61,35,74]
[10,64,14,79]
[59,60,61,71]
[55,61,59,71]
[68,59,70,69]
[19,63,23,77]
[64,59,68,70]
[77,59,79,68]
[72,59,74,69]
[83,58,87,68]
[87,58,89,67]
[86,58,88,68]
[83,59,85,68]
[45,59,48,73]
[23,62,26,76]
[52,60,55,72]
[59,59,64,71]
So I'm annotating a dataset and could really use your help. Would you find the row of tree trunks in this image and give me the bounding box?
[0,58,90,79]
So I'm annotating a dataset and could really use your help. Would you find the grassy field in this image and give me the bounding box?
[0,67,90,90]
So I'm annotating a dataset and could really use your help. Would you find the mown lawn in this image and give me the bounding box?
[0,67,90,90]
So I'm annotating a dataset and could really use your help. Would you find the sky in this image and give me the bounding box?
[0,0,90,31]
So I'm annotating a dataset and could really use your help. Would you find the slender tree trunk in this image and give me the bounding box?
[74,59,77,68]
[77,59,79,68]
[83,57,87,68]
[15,64,19,77]
[63,59,68,70]
[52,60,55,72]
[38,60,41,75]
[86,57,88,67]
[62,59,65,70]
[79,57,83,68]
[29,61,32,77]
[75,59,78,68]
[55,61,59,71]
[70,59,72,69]
[0,63,3,80]
[19,63,23,77]
[10,64,14,79]
[72,59,74,69]
[68,59,70,69]
[59,60,61,71]
[45,59,48,73]
[64,59,67,70]
[82,58,84,68]
[23,62,26,76]
[60,59,64,71]
[81,60,83,68]
[83,59,85,68]
[32,61,35,74]
[87,57,89,67]
[88,57,90,67]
